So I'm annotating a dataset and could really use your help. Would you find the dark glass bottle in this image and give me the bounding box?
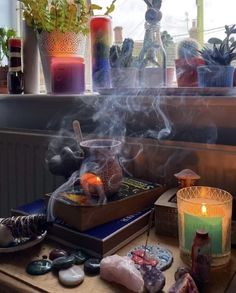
[7,38,24,94]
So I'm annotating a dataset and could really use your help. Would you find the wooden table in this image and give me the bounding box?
[0,230,235,293]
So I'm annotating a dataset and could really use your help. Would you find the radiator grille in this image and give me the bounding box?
[0,131,64,217]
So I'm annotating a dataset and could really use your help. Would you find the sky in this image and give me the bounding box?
[94,0,236,42]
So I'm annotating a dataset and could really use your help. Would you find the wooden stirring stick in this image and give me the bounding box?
[73,120,83,144]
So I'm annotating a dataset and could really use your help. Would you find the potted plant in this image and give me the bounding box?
[0,27,16,93]
[19,0,90,93]
[175,38,205,87]
[109,38,138,88]
[198,24,236,87]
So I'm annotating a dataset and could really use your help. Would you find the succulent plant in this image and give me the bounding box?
[199,24,236,65]
[177,38,200,59]
[109,38,135,68]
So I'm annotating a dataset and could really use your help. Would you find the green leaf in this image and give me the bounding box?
[90,4,102,10]
[208,37,222,45]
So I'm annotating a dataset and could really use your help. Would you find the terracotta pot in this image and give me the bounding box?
[80,139,123,197]
[0,66,8,94]
[175,57,205,87]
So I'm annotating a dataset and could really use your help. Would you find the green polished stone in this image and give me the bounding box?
[72,250,89,265]
[52,255,75,270]
[84,258,101,276]
[26,259,52,275]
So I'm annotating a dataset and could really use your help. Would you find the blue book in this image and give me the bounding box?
[11,200,152,257]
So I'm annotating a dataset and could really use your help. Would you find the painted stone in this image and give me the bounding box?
[26,259,52,275]
[49,248,68,261]
[59,265,84,287]
[84,258,101,275]
[140,264,165,293]
[52,255,75,270]
[72,250,89,265]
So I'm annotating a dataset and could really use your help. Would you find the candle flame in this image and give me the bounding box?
[201,204,207,216]
[96,176,101,183]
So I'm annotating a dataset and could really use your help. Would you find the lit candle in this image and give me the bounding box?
[51,57,85,94]
[183,198,223,255]
[177,186,232,266]
[80,172,105,198]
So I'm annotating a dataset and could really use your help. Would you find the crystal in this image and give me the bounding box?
[140,264,165,293]
[100,255,144,293]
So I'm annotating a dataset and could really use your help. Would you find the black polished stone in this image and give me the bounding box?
[52,255,75,270]
[84,258,101,276]
[72,250,89,265]
[49,248,68,261]
[26,259,52,275]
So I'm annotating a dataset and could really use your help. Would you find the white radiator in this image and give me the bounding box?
[0,130,64,217]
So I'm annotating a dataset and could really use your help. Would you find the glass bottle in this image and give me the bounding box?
[141,22,167,88]
[7,38,24,94]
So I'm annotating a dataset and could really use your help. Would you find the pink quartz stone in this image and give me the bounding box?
[100,255,144,293]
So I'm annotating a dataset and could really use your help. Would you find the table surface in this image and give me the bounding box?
[0,230,235,293]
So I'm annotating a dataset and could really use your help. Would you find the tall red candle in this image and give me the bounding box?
[90,16,112,90]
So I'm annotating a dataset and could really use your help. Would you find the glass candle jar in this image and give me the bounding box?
[90,15,112,91]
[177,186,232,267]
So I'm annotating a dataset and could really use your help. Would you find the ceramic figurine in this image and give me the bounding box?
[174,169,200,188]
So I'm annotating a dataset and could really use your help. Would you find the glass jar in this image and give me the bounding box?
[177,186,232,267]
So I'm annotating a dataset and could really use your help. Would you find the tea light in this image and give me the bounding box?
[80,173,104,197]
[177,186,232,267]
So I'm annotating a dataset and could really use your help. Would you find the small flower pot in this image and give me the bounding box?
[197,65,235,87]
[111,67,138,88]
[175,57,205,87]
[141,67,166,88]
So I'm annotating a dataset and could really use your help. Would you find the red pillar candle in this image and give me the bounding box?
[90,16,112,90]
[51,57,85,94]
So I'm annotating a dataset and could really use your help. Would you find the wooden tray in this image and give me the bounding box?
[45,178,165,231]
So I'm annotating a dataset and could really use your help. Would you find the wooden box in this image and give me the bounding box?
[46,178,165,231]
[154,187,178,238]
